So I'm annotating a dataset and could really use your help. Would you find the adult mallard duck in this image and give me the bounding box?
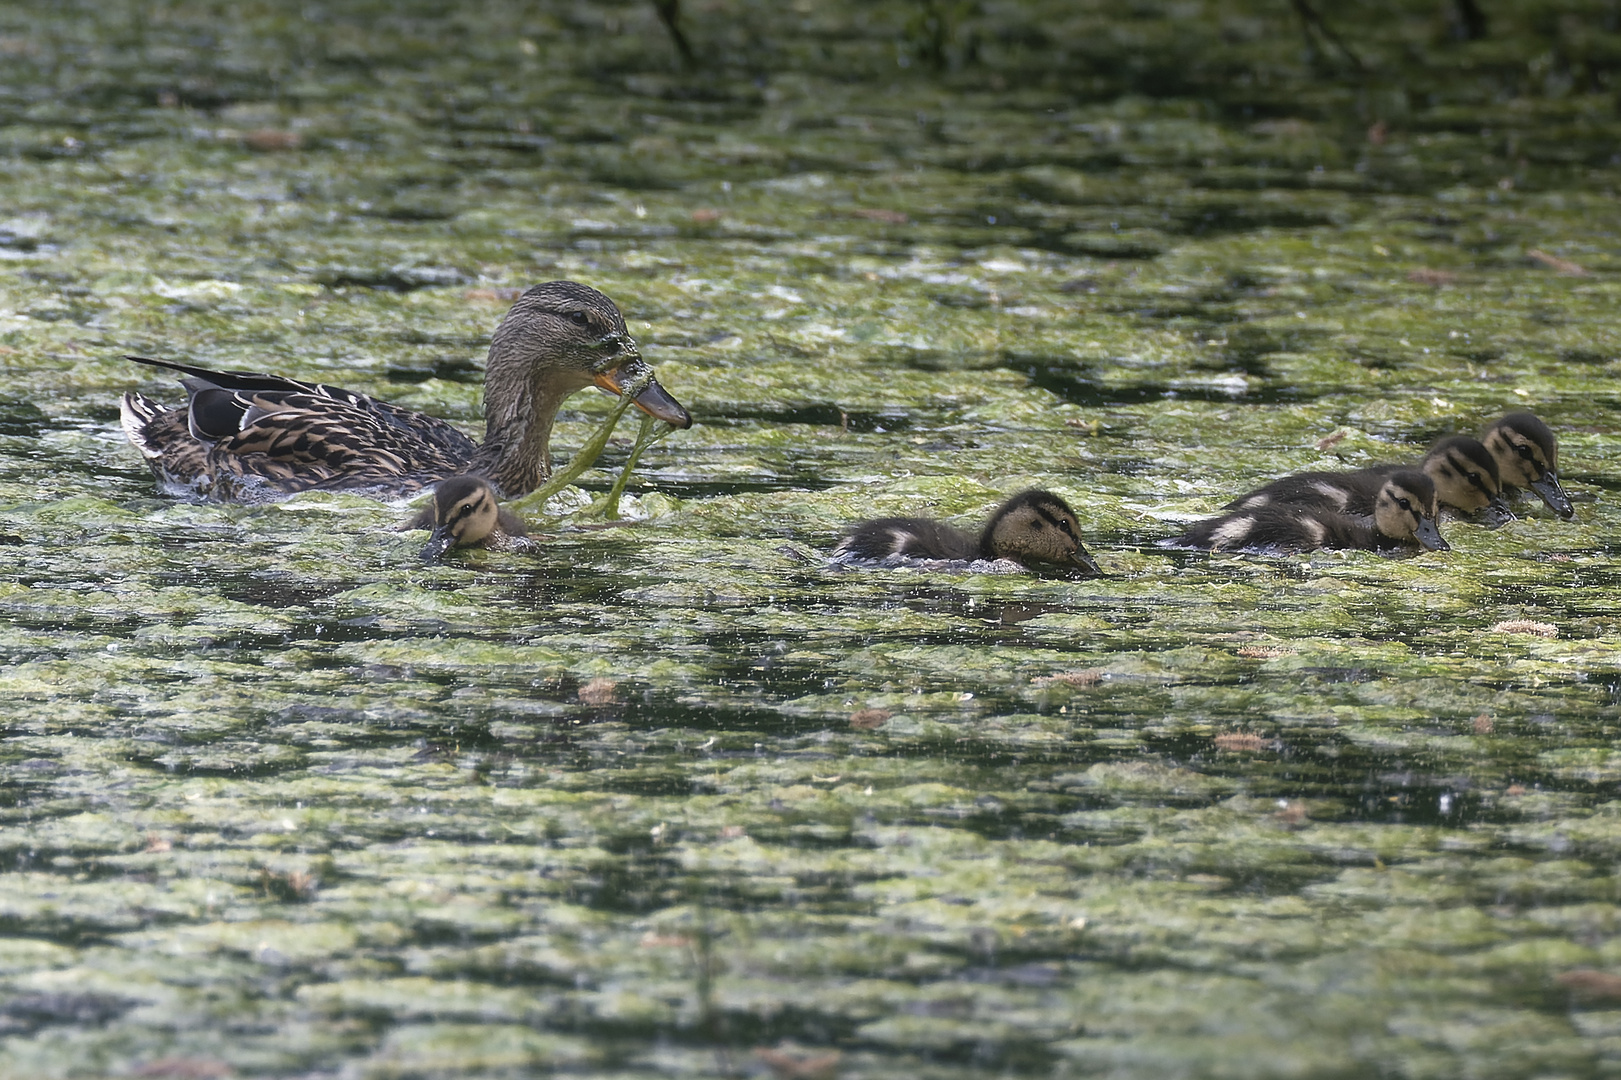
[833,489,1102,574]
[1480,411,1573,519]
[1176,470,1449,555]
[406,475,538,559]
[1225,435,1512,526]
[120,281,692,502]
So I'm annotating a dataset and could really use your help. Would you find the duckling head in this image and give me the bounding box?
[422,475,503,559]
[980,489,1102,573]
[479,281,692,492]
[1373,470,1449,551]
[1482,411,1572,518]
[1422,435,1512,524]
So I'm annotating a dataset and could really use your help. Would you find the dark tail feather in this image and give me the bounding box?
[126,354,301,394]
[127,354,211,377]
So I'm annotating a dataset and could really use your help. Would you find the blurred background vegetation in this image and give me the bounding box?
[10,1,1621,118]
[5,1,1618,199]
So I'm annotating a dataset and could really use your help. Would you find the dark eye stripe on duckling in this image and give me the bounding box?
[1514,437,1548,469]
[1378,488,1423,526]
[1437,446,1495,498]
[1493,428,1540,464]
[1033,505,1073,535]
[1485,421,1552,474]
[455,494,490,522]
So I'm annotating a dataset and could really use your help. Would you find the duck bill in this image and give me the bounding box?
[420,524,458,560]
[1530,470,1575,519]
[1478,496,1516,529]
[1414,516,1450,552]
[594,359,693,429]
[1069,547,1103,576]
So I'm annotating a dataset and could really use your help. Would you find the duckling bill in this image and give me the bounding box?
[407,475,538,559]
[834,489,1102,574]
[1177,470,1449,555]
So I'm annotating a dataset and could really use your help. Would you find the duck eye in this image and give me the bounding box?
[1397,497,1411,511]
[567,311,590,327]
[1516,444,1534,458]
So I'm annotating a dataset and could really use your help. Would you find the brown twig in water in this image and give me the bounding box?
[1527,248,1588,276]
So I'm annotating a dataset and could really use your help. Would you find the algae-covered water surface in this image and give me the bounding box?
[3,2,1621,1076]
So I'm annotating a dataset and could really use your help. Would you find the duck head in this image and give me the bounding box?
[1421,435,1513,525]
[478,281,692,495]
[1481,411,1573,519]
[1374,470,1449,551]
[421,475,504,559]
[980,489,1102,574]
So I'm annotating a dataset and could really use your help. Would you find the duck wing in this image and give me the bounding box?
[129,356,478,459]
[125,356,480,497]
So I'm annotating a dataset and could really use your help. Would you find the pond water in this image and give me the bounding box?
[2,1,1620,1077]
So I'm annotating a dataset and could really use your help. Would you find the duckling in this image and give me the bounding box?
[1480,411,1573,518]
[406,475,539,559]
[120,281,692,503]
[1393,435,1512,525]
[1179,470,1449,554]
[834,489,1102,574]
[1226,435,1512,526]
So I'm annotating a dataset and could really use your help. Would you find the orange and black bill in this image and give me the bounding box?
[594,358,692,429]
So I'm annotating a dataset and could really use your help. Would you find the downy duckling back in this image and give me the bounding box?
[408,475,538,559]
[1179,470,1449,555]
[1481,411,1573,518]
[835,489,1101,573]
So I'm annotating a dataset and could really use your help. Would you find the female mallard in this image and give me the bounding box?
[1480,411,1573,519]
[1225,435,1512,526]
[120,281,692,502]
[406,475,538,559]
[1176,470,1449,555]
[834,489,1102,574]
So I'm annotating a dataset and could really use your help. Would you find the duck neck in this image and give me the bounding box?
[473,365,574,497]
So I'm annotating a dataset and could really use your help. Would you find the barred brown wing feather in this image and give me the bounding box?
[361,398,479,458]
[214,410,441,476]
[189,384,478,458]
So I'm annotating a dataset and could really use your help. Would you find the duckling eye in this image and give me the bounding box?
[1397,497,1411,511]
[1516,443,1535,458]
[566,310,590,327]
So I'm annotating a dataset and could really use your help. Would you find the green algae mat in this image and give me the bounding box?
[2,2,1621,1077]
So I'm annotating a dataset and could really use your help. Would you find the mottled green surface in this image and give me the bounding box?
[2,2,1621,1077]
